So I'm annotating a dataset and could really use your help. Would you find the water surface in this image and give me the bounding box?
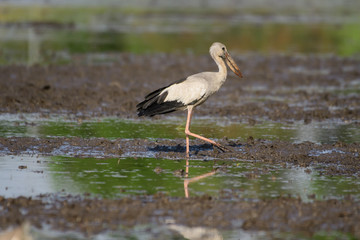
[1,155,359,202]
[0,115,359,144]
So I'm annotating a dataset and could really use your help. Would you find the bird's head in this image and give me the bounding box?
[210,42,243,78]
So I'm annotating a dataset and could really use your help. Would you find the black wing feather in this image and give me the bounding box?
[137,78,187,117]
[144,86,167,100]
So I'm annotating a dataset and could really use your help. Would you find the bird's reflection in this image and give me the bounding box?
[166,220,223,240]
[183,158,216,198]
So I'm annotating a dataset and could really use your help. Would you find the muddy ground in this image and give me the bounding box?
[1,194,360,237]
[0,54,360,238]
[0,54,359,121]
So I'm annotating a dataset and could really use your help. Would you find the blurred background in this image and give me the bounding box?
[0,0,359,64]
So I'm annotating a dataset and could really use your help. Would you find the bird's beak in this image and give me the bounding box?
[225,52,243,78]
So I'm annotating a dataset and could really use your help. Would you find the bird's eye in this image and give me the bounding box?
[222,47,225,51]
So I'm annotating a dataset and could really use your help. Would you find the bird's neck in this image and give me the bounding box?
[215,56,227,81]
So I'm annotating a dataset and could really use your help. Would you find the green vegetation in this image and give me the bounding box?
[0,5,108,24]
[0,5,360,64]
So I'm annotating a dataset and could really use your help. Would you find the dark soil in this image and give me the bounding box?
[0,53,359,238]
[0,54,359,121]
[1,194,359,238]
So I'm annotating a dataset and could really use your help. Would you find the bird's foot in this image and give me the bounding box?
[213,143,231,153]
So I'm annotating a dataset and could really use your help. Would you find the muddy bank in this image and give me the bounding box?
[0,194,359,237]
[0,54,359,121]
[0,137,359,176]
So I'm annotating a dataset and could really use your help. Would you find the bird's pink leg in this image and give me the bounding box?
[185,106,227,156]
[185,108,192,158]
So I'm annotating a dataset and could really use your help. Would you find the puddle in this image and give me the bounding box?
[1,155,359,201]
[0,115,359,144]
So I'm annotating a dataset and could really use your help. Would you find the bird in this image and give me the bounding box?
[137,42,243,157]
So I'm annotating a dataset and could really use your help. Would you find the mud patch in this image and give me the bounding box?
[0,194,359,238]
[0,54,359,122]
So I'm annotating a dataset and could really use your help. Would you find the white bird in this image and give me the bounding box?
[137,42,243,157]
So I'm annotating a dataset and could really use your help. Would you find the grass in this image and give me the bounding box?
[1,4,359,24]
[0,4,359,65]
[0,5,108,24]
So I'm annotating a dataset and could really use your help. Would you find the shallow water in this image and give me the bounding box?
[1,114,359,201]
[1,155,359,202]
[0,115,359,144]
[0,115,359,239]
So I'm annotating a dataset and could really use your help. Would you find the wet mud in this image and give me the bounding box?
[0,54,359,121]
[0,54,359,238]
[1,194,360,237]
